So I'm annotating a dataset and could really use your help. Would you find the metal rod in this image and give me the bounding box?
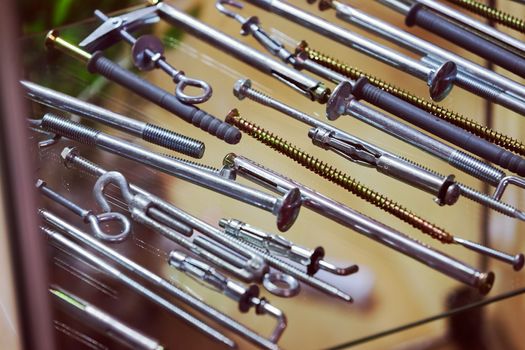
[41,211,280,350]
[168,251,287,342]
[153,1,330,103]
[233,80,460,206]
[50,287,164,350]
[322,0,525,102]
[39,222,237,349]
[21,80,205,158]
[233,79,525,222]
[37,113,301,232]
[223,154,496,293]
[241,0,457,101]
[414,0,525,54]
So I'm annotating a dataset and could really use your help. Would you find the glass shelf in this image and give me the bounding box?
[22,1,525,349]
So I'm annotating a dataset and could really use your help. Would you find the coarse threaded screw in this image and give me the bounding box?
[225,109,454,244]
[298,42,525,157]
[445,0,525,33]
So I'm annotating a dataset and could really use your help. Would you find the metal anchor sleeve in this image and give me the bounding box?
[220,218,358,276]
[309,127,460,206]
[44,30,241,144]
[21,80,205,158]
[38,113,301,232]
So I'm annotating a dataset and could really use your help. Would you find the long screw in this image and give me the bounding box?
[445,0,525,33]
[225,109,452,243]
[298,42,525,157]
[225,111,525,269]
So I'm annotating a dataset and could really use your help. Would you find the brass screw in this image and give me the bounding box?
[446,0,525,33]
[296,41,525,157]
[225,109,454,244]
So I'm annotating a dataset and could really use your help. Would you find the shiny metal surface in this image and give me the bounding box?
[243,0,456,100]
[224,154,495,293]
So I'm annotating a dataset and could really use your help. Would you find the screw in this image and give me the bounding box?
[446,0,525,33]
[297,42,525,157]
[225,109,454,244]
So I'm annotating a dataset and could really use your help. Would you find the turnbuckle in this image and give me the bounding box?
[80,7,212,104]
[169,251,287,342]
[92,170,268,282]
[219,218,358,276]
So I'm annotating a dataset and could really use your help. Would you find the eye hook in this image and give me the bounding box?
[93,171,135,212]
[215,0,247,24]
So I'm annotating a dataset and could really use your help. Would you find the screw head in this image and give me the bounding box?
[60,147,79,168]
[513,254,525,271]
[275,188,302,232]
[233,79,252,100]
[428,61,456,102]
[326,81,353,121]
[478,271,495,295]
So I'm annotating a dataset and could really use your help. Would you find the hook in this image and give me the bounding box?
[174,74,214,104]
[493,175,525,220]
[216,0,247,23]
[93,171,135,213]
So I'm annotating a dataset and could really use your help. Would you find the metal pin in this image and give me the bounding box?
[50,287,164,350]
[22,81,205,158]
[40,222,237,349]
[41,210,280,350]
[37,113,301,232]
[169,251,287,342]
[36,179,130,242]
[219,218,358,276]
[222,154,498,292]
[80,8,212,104]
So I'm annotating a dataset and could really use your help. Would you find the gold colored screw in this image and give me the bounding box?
[225,109,454,244]
[446,0,525,33]
[296,41,525,157]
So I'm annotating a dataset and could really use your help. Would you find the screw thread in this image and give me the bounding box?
[302,44,525,157]
[143,123,205,159]
[225,110,454,244]
[445,0,525,33]
[41,113,99,146]
[162,153,222,174]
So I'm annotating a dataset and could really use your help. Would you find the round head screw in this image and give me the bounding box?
[326,81,353,121]
[428,61,457,102]
[512,254,525,271]
[233,79,252,100]
[477,271,495,295]
[274,187,302,232]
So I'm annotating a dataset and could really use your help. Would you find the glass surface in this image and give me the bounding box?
[22,1,525,349]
